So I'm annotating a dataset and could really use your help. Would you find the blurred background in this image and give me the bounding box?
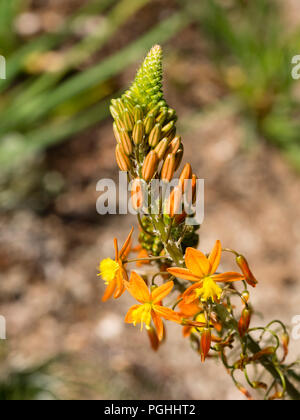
[0,0,300,400]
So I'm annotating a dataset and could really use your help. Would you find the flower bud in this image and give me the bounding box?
[142,151,159,181]
[132,120,144,145]
[241,290,250,304]
[282,333,289,361]
[167,108,177,122]
[156,108,168,125]
[122,109,134,131]
[113,122,122,144]
[115,117,126,131]
[149,123,162,147]
[115,144,131,172]
[174,145,184,171]
[115,98,125,114]
[144,114,155,135]
[110,104,119,119]
[147,103,160,118]
[162,120,175,137]
[147,326,160,351]
[161,153,176,182]
[236,255,258,288]
[120,129,133,156]
[238,307,251,337]
[134,105,143,122]
[131,178,144,211]
[179,163,192,191]
[154,138,170,160]
[200,328,211,362]
[124,99,135,115]
[167,187,183,218]
[166,135,181,155]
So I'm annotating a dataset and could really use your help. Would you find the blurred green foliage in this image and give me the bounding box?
[183,0,300,170]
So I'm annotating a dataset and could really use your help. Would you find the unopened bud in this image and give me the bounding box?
[167,187,183,218]
[115,144,131,172]
[236,255,258,288]
[166,135,181,155]
[238,308,251,337]
[142,151,159,181]
[179,163,192,191]
[134,105,143,122]
[113,122,122,144]
[115,98,125,114]
[110,104,119,119]
[167,108,177,122]
[282,333,289,361]
[147,103,161,118]
[162,120,175,137]
[132,120,144,145]
[241,290,250,304]
[147,326,160,351]
[149,123,162,147]
[161,153,176,182]
[174,145,184,171]
[120,129,133,156]
[122,109,134,131]
[115,117,126,131]
[200,328,211,362]
[144,114,155,135]
[131,178,144,211]
[154,138,170,160]
[156,108,168,125]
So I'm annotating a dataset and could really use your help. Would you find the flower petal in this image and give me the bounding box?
[208,240,222,275]
[182,282,203,304]
[102,279,116,302]
[119,227,134,260]
[212,272,245,283]
[151,281,174,304]
[185,247,210,277]
[114,270,126,299]
[127,271,151,303]
[125,304,141,323]
[154,305,182,324]
[167,267,200,282]
[151,310,164,341]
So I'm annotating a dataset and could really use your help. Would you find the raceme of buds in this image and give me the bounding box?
[238,307,251,337]
[236,255,258,288]
[200,328,211,362]
[161,153,176,182]
[142,151,159,181]
[115,144,131,172]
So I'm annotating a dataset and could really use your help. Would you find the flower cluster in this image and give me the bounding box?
[98,46,300,400]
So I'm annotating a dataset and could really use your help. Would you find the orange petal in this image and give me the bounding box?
[212,272,245,283]
[154,305,182,323]
[127,271,150,303]
[182,325,192,338]
[114,270,125,299]
[182,282,203,304]
[185,247,210,277]
[114,238,119,261]
[151,310,164,341]
[102,279,116,302]
[167,267,200,282]
[151,281,174,304]
[125,304,141,323]
[119,227,134,260]
[208,240,222,275]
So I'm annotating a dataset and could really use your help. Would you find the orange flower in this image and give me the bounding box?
[98,227,133,302]
[125,272,182,340]
[167,240,245,303]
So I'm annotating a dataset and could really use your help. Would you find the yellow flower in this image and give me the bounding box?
[167,240,245,303]
[125,272,182,341]
[98,227,133,302]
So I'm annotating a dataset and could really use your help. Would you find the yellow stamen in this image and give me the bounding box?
[99,258,120,284]
[195,277,222,302]
[132,303,152,330]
